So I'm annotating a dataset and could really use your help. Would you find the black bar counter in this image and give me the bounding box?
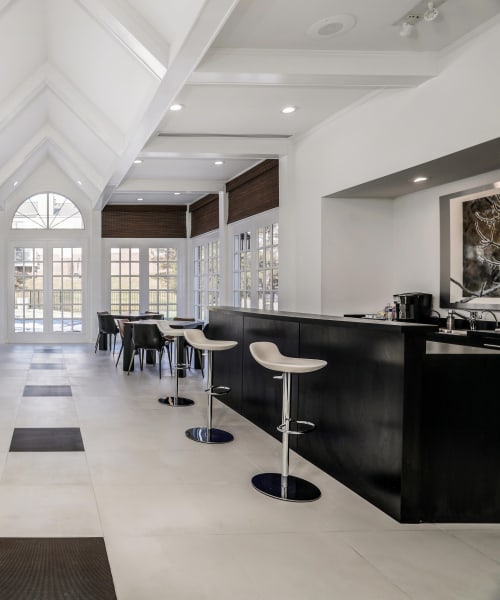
[209,307,500,523]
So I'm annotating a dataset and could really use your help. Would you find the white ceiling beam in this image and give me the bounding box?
[117,178,225,193]
[96,0,241,210]
[141,134,290,159]
[191,48,439,88]
[75,0,168,79]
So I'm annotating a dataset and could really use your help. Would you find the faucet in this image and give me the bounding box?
[478,309,499,330]
[468,310,479,331]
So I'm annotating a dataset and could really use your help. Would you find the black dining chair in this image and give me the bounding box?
[127,323,170,379]
[94,312,119,355]
[114,319,130,367]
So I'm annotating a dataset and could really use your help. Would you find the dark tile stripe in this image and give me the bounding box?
[30,364,66,370]
[23,385,72,396]
[33,349,62,354]
[10,428,84,452]
[0,538,116,599]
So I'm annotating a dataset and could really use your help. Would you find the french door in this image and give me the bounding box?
[11,242,86,341]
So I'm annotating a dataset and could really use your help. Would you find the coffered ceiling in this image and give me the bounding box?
[0,0,499,209]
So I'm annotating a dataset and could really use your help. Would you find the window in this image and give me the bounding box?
[148,247,178,319]
[52,248,83,332]
[193,240,220,321]
[233,232,252,308]
[231,215,279,310]
[110,248,140,312]
[109,245,179,317]
[257,223,279,310]
[12,193,84,229]
[14,247,44,332]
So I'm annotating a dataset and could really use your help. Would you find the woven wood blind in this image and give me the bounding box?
[227,159,279,224]
[101,205,186,238]
[189,194,219,238]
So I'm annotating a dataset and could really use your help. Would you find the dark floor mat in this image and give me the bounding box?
[23,385,72,396]
[30,364,66,370]
[0,538,117,600]
[9,428,84,452]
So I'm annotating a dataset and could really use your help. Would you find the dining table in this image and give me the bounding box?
[122,319,203,374]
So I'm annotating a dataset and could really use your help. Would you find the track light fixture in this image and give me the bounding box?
[423,2,439,21]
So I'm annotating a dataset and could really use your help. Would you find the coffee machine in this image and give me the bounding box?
[393,292,432,323]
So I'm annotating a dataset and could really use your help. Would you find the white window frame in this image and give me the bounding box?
[8,234,88,342]
[192,231,221,322]
[227,208,279,310]
[102,238,187,317]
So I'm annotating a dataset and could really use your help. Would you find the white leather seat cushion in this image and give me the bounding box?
[249,341,327,374]
[184,329,237,352]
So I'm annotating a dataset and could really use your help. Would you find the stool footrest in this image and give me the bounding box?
[205,385,231,396]
[277,420,315,435]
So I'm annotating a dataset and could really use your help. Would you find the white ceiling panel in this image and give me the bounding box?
[0,92,47,167]
[47,91,117,174]
[213,0,500,52]
[0,0,46,103]
[107,191,205,205]
[47,0,160,132]
[157,84,370,137]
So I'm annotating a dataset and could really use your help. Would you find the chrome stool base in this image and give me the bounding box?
[252,473,321,502]
[158,396,194,407]
[185,426,233,444]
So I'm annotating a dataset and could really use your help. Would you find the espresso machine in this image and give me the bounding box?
[393,292,432,323]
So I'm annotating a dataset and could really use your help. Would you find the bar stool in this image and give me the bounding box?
[184,329,237,444]
[249,341,327,502]
[158,327,194,407]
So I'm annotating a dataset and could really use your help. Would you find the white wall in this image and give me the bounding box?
[281,20,500,315]
[321,197,393,316]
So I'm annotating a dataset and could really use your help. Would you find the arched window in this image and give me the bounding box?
[12,192,84,229]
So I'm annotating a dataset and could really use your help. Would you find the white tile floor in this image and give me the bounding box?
[0,343,499,599]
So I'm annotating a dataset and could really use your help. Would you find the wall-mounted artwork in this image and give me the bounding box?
[440,182,500,309]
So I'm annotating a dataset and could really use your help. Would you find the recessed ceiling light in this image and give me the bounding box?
[412,176,428,183]
[137,197,143,202]
[77,180,82,186]
[306,14,356,39]
[214,160,224,165]
[169,103,183,111]
[13,181,18,187]
[133,159,143,164]
[174,192,181,195]
[281,106,297,114]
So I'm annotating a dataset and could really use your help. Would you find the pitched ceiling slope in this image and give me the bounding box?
[0,0,206,209]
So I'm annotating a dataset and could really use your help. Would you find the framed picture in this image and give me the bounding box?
[440,180,500,309]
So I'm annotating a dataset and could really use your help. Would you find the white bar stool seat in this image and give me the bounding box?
[184,329,238,444]
[249,341,327,502]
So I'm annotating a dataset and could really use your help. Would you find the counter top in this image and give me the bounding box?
[211,306,438,334]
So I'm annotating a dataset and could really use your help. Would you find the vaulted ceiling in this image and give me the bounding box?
[1,0,499,210]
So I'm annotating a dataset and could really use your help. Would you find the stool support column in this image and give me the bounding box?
[185,348,233,444]
[251,371,321,502]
